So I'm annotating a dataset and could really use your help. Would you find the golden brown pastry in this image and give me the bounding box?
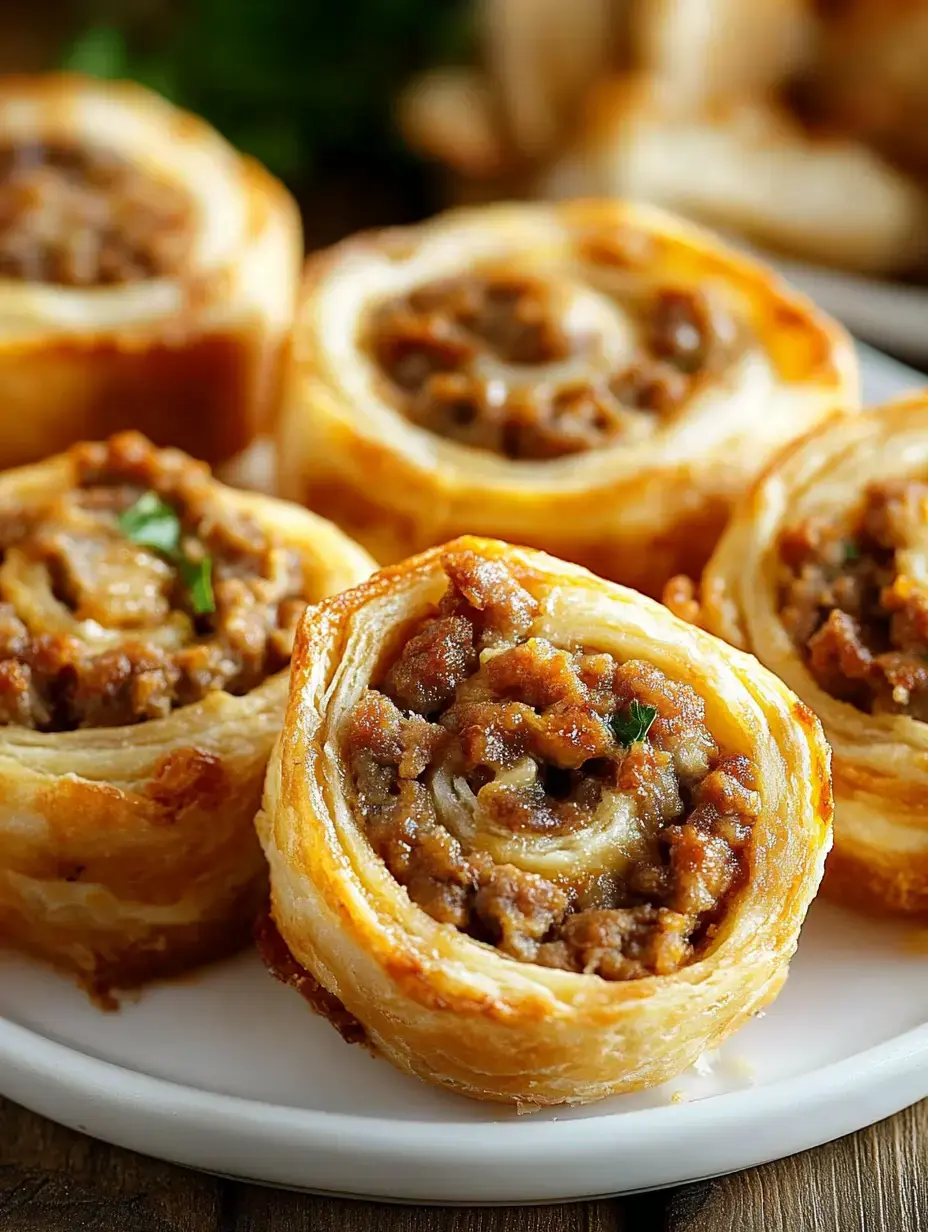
[0,73,301,471]
[277,200,857,597]
[0,432,373,996]
[669,393,928,918]
[257,536,832,1105]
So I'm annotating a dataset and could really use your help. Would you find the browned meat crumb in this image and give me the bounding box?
[0,432,305,731]
[0,142,193,286]
[366,270,724,460]
[344,548,760,982]
[778,479,928,715]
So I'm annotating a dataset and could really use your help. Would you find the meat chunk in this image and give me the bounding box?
[778,480,928,716]
[385,616,477,714]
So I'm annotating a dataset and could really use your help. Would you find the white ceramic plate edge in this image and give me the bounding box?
[1,983,926,1203]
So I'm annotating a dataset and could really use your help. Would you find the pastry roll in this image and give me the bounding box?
[257,537,831,1105]
[670,394,928,918]
[277,200,857,596]
[544,79,928,277]
[0,431,372,996]
[0,73,301,471]
[636,0,814,104]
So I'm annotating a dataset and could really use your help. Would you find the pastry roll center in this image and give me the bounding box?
[778,478,928,717]
[344,548,761,980]
[0,141,194,285]
[365,267,734,460]
[0,432,307,731]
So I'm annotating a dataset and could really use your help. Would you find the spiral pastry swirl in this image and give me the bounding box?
[278,199,856,596]
[257,537,831,1105]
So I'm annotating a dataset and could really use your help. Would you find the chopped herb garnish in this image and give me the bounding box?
[179,555,215,616]
[842,540,860,564]
[119,491,215,615]
[118,490,180,555]
[611,699,658,747]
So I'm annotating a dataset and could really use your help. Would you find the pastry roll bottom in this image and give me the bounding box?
[257,537,832,1105]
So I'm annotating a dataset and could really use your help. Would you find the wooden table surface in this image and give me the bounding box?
[1,1094,924,1230]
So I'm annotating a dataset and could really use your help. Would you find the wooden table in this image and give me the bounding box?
[1,1094,924,1230]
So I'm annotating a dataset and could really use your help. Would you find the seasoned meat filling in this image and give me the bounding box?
[0,432,306,731]
[778,479,928,716]
[344,550,760,981]
[0,142,193,285]
[366,271,724,461]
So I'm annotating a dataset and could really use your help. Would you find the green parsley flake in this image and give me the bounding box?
[118,490,180,555]
[180,555,215,616]
[119,491,215,616]
[842,540,860,564]
[611,699,658,747]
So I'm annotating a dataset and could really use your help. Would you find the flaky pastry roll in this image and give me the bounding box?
[0,432,372,996]
[544,79,928,277]
[669,394,928,918]
[0,73,301,471]
[257,537,831,1105]
[278,199,856,596]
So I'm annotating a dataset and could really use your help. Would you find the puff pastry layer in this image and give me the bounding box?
[257,536,831,1105]
[677,394,928,918]
[0,433,373,995]
[0,73,301,471]
[278,200,857,596]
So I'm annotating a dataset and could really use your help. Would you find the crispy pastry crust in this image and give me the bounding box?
[256,536,832,1105]
[0,73,302,470]
[0,448,374,994]
[277,199,857,597]
[694,395,928,918]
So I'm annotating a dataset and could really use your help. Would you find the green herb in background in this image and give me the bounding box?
[611,700,659,747]
[61,0,474,191]
[119,490,215,615]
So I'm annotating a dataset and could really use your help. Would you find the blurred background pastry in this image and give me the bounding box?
[0,72,300,472]
[3,0,926,360]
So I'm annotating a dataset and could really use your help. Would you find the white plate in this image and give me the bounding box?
[1,903,926,1204]
[1,345,926,1206]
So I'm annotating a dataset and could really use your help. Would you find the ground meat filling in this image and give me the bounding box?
[366,271,723,461]
[0,432,306,731]
[0,142,193,285]
[344,550,760,980]
[778,479,928,716]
